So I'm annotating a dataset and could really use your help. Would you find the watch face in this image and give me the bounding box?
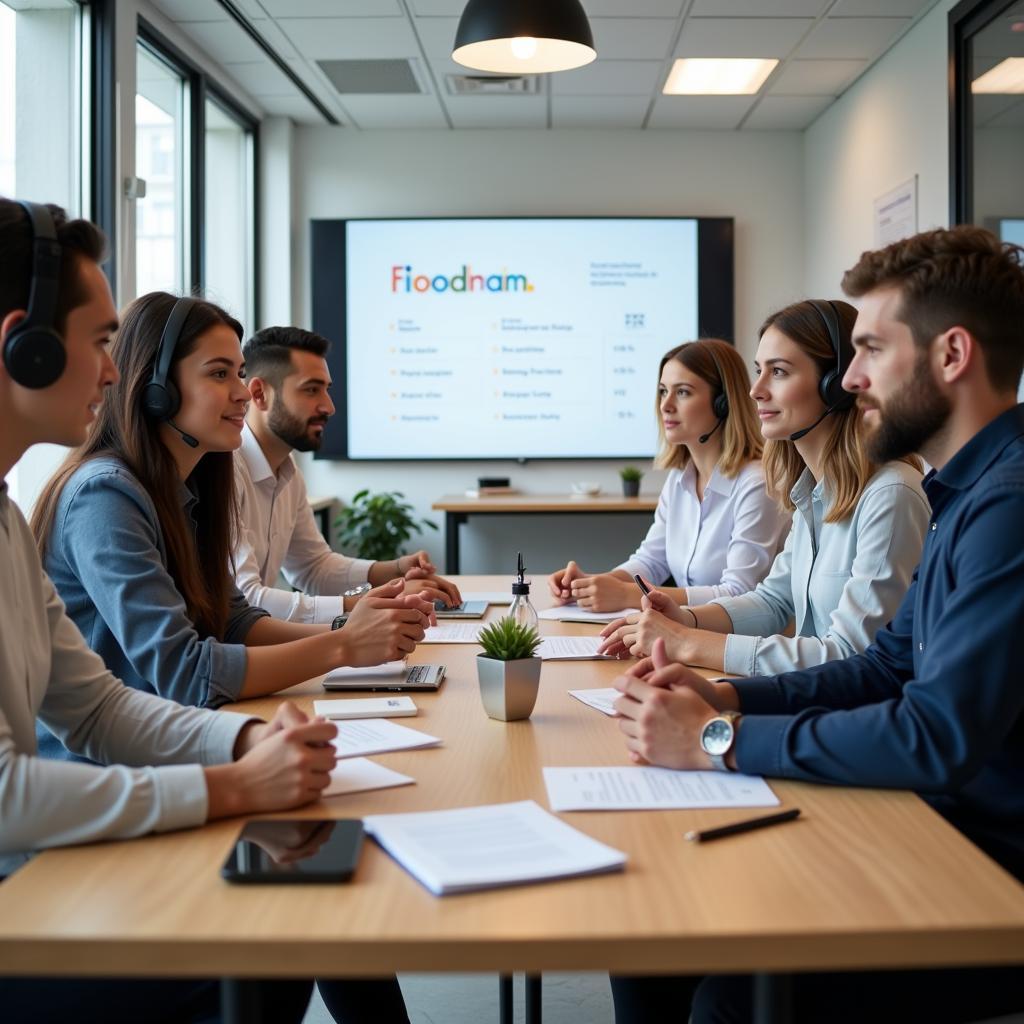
[701,717,734,756]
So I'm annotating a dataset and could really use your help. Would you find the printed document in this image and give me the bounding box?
[330,718,442,758]
[543,766,780,811]
[363,800,627,895]
[537,636,610,661]
[538,604,640,624]
[325,757,415,798]
[421,623,485,643]
[568,688,621,715]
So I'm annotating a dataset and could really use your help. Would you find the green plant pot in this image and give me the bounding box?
[622,479,641,498]
[476,655,542,721]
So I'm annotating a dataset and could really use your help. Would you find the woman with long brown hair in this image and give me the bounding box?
[547,338,788,612]
[31,292,431,762]
[600,300,930,675]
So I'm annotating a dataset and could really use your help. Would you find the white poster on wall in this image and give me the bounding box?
[874,176,918,247]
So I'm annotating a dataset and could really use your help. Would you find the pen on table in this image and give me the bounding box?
[633,573,651,596]
[685,808,801,843]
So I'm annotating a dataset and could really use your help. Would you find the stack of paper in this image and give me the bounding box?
[420,623,486,644]
[330,718,442,758]
[568,688,621,715]
[363,800,627,895]
[543,766,780,811]
[325,758,415,797]
[537,636,611,661]
[538,604,640,624]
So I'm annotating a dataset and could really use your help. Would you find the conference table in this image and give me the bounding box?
[2,576,1023,1024]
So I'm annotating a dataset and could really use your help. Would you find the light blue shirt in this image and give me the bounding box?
[616,461,789,603]
[711,461,930,676]
[37,457,268,761]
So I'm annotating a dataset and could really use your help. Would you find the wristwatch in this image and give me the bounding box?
[331,613,349,631]
[343,582,372,599]
[700,711,742,772]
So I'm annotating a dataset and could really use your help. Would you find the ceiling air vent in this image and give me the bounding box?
[445,74,541,96]
[317,59,422,95]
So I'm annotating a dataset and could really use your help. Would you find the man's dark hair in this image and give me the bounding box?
[242,326,330,389]
[0,197,108,333]
[842,225,1024,392]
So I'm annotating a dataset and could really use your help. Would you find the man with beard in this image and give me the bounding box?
[234,326,460,623]
[608,226,1024,1023]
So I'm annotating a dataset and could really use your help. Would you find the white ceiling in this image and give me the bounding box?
[150,0,942,131]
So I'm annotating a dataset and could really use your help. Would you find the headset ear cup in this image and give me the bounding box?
[712,392,730,421]
[3,326,66,389]
[143,379,181,421]
[820,370,855,410]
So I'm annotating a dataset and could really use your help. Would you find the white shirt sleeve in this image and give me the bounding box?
[616,473,673,584]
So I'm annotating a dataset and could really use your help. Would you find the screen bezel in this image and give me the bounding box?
[312,216,734,462]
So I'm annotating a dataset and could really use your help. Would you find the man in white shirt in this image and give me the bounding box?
[234,325,460,623]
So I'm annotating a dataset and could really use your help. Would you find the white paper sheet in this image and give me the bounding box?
[324,660,406,685]
[461,591,514,605]
[537,636,611,661]
[314,696,418,719]
[537,604,640,624]
[325,757,415,797]
[362,800,627,895]
[568,688,621,715]
[420,623,485,643]
[330,718,442,758]
[543,766,780,811]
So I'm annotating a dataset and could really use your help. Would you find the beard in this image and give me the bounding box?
[268,401,328,452]
[863,352,951,463]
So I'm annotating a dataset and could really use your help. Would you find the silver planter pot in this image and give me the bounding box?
[476,655,542,721]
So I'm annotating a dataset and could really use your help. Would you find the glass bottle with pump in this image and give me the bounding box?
[508,551,538,630]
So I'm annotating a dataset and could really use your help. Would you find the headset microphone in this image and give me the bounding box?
[699,418,725,444]
[789,407,833,442]
[167,420,199,448]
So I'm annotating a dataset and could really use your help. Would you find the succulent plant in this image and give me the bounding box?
[477,616,542,662]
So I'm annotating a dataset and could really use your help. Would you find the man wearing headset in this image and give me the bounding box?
[0,199,348,1022]
[611,226,1024,1022]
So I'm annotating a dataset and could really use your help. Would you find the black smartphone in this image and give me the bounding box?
[221,819,363,884]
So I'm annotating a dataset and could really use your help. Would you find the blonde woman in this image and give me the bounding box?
[600,300,930,675]
[549,338,788,613]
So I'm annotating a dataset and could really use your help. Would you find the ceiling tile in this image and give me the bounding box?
[589,18,676,60]
[830,0,933,14]
[259,0,403,14]
[151,0,230,21]
[275,16,419,60]
[341,94,448,128]
[259,93,328,123]
[221,60,298,97]
[675,17,813,58]
[985,99,1024,128]
[551,60,663,96]
[411,0,684,12]
[743,93,833,129]
[444,95,547,128]
[973,94,1022,127]
[770,58,867,94]
[177,20,282,64]
[414,17,461,56]
[408,0,468,12]
[797,17,911,60]
[647,94,755,128]
[551,95,650,127]
[690,0,828,13]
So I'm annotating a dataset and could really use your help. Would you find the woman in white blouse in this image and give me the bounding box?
[599,299,930,676]
[548,338,788,612]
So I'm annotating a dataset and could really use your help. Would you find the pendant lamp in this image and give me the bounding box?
[452,0,596,75]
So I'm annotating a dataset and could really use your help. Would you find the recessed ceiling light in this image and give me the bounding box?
[972,57,1024,93]
[663,58,779,96]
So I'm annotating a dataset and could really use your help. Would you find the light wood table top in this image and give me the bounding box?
[1,576,1023,978]
[432,494,658,513]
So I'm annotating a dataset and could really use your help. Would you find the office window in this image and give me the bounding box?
[204,95,255,330]
[136,41,188,297]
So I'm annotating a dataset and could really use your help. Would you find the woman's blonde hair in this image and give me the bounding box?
[654,338,763,477]
[759,299,919,523]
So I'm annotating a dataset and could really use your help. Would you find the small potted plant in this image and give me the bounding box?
[620,466,643,498]
[333,489,437,561]
[476,616,543,722]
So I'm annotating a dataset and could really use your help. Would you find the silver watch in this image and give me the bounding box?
[343,582,372,599]
[700,711,742,772]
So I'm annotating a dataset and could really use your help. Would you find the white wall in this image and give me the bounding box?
[802,0,958,298]
[289,127,805,572]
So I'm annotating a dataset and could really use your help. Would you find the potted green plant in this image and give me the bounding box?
[333,489,437,561]
[476,616,543,722]
[620,466,643,498]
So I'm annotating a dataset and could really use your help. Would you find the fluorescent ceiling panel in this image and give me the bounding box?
[663,58,778,95]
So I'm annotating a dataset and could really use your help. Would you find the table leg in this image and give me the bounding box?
[499,973,514,1024]
[753,973,793,1024]
[445,512,466,575]
[221,978,264,1024]
[526,973,542,1023]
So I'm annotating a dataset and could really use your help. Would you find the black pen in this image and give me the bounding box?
[633,573,651,596]
[684,807,801,843]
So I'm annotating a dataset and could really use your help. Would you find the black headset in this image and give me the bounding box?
[143,296,198,422]
[3,201,67,389]
[697,341,730,444]
[809,299,855,411]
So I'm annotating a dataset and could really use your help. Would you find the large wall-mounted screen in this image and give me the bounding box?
[312,217,733,461]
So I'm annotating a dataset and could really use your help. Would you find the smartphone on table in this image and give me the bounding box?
[221,819,363,884]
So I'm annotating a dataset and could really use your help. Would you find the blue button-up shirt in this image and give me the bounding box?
[734,404,1024,880]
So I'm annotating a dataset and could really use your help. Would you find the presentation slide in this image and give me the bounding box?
[1001,219,1024,248]
[344,218,699,459]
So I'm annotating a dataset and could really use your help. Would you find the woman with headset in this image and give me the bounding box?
[598,299,930,677]
[547,338,788,613]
